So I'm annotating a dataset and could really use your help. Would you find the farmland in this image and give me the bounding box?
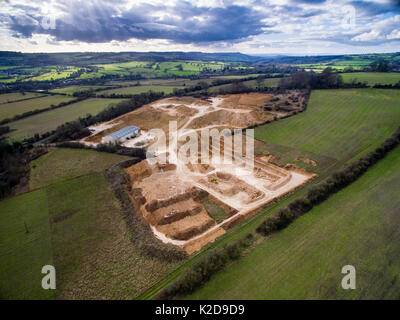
[294,54,393,72]
[25,67,82,82]
[341,72,400,85]
[29,148,130,189]
[189,145,400,300]
[208,77,280,93]
[254,89,400,171]
[1,148,184,299]
[0,92,46,104]
[7,98,127,141]
[47,172,182,299]
[0,94,75,121]
[98,85,185,96]
[49,85,113,95]
[77,60,236,80]
[0,189,54,300]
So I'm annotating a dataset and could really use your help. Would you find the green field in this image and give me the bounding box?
[297,56,374,72]
[77,60,235,79]
[47,172,182,299]
[254,89,400,173]
[30,148,130,189]
[1,148,183,299]
[49,85,113,95]
[7,98,127,140]
[0,95,75,121]
[24,67,82,82]
[341,72,400,85]
[0,189,54,300]
[0,92,46,104]
[98,85,185,96]
[202,200,226,223]
[189,146,400,299]
[208,77,280,93]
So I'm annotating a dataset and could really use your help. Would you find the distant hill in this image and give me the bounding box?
[0,51,263,67]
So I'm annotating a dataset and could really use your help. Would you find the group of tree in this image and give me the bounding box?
[157,234,254,299]
[0,140,28,198]
[368,59,390,72]
[279,68,343,89]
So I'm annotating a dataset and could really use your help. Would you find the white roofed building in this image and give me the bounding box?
[101,126,141,144]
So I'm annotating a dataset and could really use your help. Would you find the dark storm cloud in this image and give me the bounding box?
[2,0,400,46]
[350,0,400,15]
[3,0,268,44]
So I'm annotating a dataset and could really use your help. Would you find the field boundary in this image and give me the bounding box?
[0,93,47,105]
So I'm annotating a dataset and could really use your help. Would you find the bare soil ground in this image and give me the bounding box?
[120,92,314,254]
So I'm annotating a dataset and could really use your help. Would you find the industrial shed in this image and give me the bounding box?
[101,125,141,144]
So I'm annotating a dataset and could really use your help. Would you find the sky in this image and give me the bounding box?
[0,0,400,55]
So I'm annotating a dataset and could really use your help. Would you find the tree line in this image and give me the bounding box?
[279,68,344,89]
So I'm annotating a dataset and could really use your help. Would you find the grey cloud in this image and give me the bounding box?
[4,0,269,43]
[2,0,400,46]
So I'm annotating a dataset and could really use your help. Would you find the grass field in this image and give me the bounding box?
[46,172,182,299]
[2,148,182,299]
[297,57,373,72]
[0,92,46,104]
[254,89,400,172]
[7,98,127,140]
[30,148,130,189]
[49,85,113,95]
[98,85,184,96]
[0,189,54,300]
[202,200,226,223]
[341,72,400,85]
[189,146,400,299]
[24,67,82,82]
[208,77,280,93]
[77,60,235,79]
[0,95,75,121]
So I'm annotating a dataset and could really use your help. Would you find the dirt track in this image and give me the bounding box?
[118,94,315,253]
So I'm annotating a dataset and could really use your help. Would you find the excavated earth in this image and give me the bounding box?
[97,92,314,254]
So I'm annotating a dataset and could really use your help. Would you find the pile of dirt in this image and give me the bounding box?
[145,186,208,213]
[182,227,226,254]
[124,161,152,182]
[200,171,264,204]
[190,109,272,130]
[186,163,215,174]
[254,167,280,182]
[156,211,216,240]
[156,163,177,171]
[296,157,317,167]
[147,198,203,225]
[218,93,271,109]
